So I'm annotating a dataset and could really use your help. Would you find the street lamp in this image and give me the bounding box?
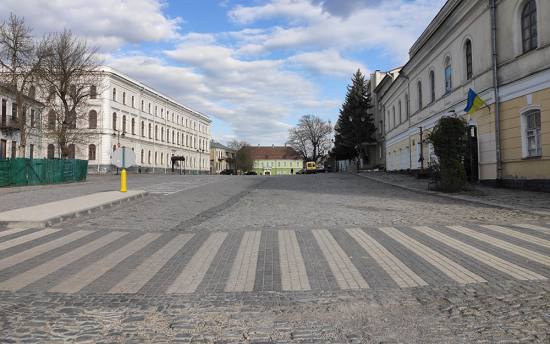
[112,129,125,175]
[197,148,205,175]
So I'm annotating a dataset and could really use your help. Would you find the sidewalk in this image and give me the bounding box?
[0,190,147,228]
[358,171,550,217]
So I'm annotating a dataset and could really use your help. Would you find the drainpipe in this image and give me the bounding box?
[490,0,503,185]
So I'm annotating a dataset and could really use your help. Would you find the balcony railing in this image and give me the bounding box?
[0,117,20,131]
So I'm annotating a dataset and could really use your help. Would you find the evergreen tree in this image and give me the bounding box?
[331,69,375,161]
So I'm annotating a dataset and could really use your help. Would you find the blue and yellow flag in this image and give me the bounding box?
[464,89,489,113]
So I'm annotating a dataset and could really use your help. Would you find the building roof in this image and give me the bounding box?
[246,146,301,160]
[210,141,234,151]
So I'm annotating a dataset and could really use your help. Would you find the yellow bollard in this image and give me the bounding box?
[120,168,127,193]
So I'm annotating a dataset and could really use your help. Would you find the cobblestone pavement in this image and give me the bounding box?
[1,174,550,342]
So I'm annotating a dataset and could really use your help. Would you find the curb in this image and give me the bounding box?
[356,173,550,217]
[0,191,150,229]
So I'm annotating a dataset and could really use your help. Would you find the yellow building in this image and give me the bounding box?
[375,0,549,190]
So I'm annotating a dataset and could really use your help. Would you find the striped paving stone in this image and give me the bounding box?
[109,234,193,294]
[50,233,161,293]
[414,226,546,281]
[167,232,227,294]
[0,228,62,251]
[514,224,550,233]
[312,229,369,290]
[0,230,93,271]
[480,224,550,249]
[0,231,128,292]
[346,228,427,288]
[225,231,261,292]
[381,227,485,285]
[278,230,310,291]
[0,227,33,240]
[447,225,550,266]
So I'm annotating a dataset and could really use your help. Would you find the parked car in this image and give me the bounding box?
[219,169,234,175]
[245,171,257,175]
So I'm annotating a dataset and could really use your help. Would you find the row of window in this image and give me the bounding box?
[1,99,38,128]
[254,161,302,168]
[111,87,208,134]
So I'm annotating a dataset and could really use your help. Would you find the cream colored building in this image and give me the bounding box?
[210,141,235,174]
[377,0,549,189]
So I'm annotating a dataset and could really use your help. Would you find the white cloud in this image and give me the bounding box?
[0,0,181,50]
[288,49,368,77]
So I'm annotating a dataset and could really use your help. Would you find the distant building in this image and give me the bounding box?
[210,141,235,174]
[374,0,550,190]
[0,86,44,160]
[248,146,303,175]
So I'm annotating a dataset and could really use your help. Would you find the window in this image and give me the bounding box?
[417,81,423,109]
[112,88,116,101]
[12,103,17,119]
[141,149,144,163]
[112,112,117,130]
[47,144,55,159]
[141,100,144,111]
[88,110,97,129]
[155,152,157,164]
[161,127,164,142]
[429,71,435,102]
[148,103,151,114]
[524,110,542,157]
[48,110,56,130]
[522,0,538,53]
[149,123,152,138]
[67,110,76,129]
[392,107,396,127]
[28,86,36,99]
[122,115,127,133]
[122,92,126,105]
[131,118,135,135]
[90,85,97,99]
[131,96,134,108]
[30,144,34,159]
[155,125,158,140]
[68,144,76,159]
[398,101,402,123]
[148,151,151,164]
[11,140,16,159]
[141,121,145,137]
[405,94,409,119]
[465,40,473,80]
[444,56,452,94]
[30,109,35,128]
[88,144,96,160]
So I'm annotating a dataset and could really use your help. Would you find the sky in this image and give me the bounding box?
[0,0,445,145]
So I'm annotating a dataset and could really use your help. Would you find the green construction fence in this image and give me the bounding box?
[0,158,88,187]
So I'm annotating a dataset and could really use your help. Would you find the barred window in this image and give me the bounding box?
[525,110,541,157]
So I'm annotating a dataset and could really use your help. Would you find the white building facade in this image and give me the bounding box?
[45,67,212,174]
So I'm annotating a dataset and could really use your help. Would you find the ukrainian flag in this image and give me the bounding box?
[464,89,488,113]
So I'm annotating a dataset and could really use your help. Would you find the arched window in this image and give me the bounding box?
[131,118,135,135]
[155,151,158,164]
[429,70,435,102]
[28,86,36,98]
[161,127,164,142]
[464,40,473,80]
[88,144,96,160]
[444,56,452,94]
[172,131,175,144]
[90,85,97,99]
[47,144,55,159]
[392,107,396,127]
[112,112,117,130]
[88,110,97,129]
[148,151,151,164]
[47,110,56,130]
[68,144,76,159]
[141,121,145,137]
[122,92,126,105]
[112,88,116,101]
[417,81,423,110]
[122,115,127,133]
[141,149,144,163]
[148,123,152,138]
[522,0,538,53]
[155,125,158,140]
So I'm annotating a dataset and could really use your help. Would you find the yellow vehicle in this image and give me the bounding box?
[305,161,316,174]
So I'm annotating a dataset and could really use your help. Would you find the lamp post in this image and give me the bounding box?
[418,126,424,172]
[349,115,366,173]
[112,129,125,175]
[197,148,205,175]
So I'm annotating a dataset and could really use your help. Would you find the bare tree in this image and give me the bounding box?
[37,29,102,158]
[228,139,254,172]
[287,115,333,162]
[0,13,45,157]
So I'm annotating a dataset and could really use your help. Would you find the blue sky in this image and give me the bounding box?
[0,0,445,145]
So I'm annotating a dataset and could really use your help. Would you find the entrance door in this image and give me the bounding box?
[0,139,6,159]
[464,125,479,182]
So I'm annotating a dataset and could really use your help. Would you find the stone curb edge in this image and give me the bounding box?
[0,191,150,229]
[356,173,550,217]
